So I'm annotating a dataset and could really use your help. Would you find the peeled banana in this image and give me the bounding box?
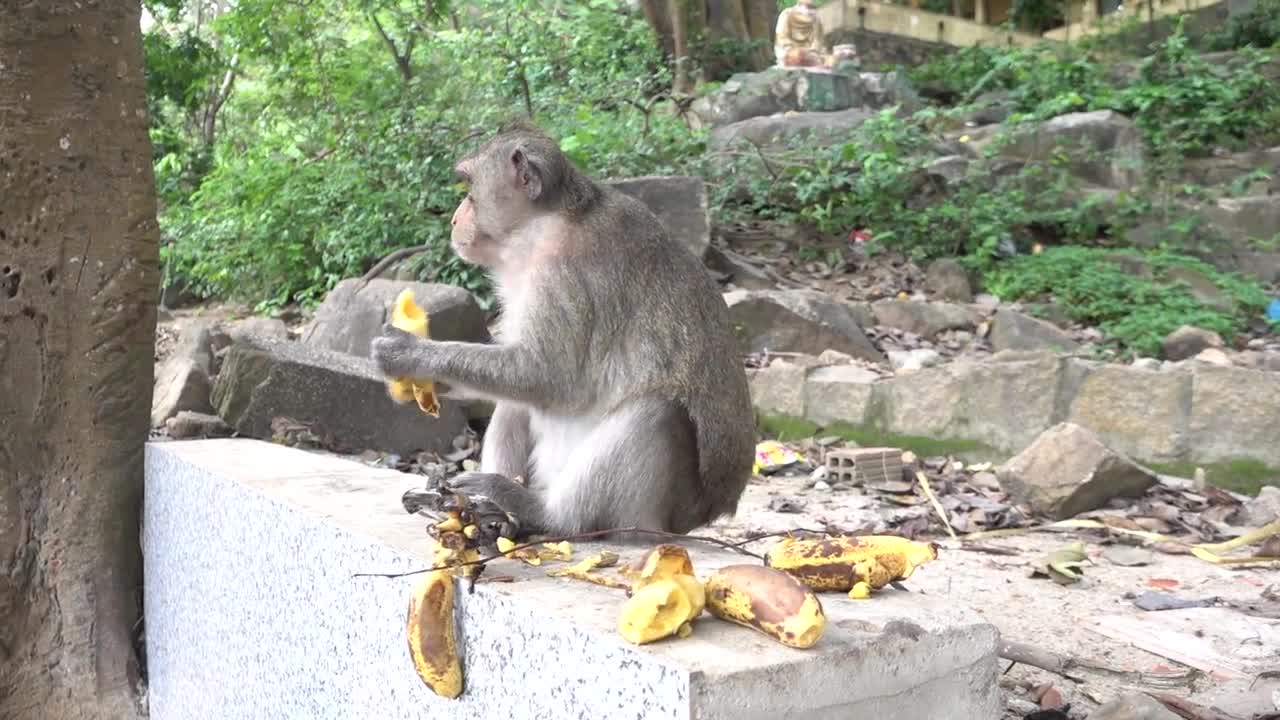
[406,566,463,698]
[615,545,706,645]
[386,289,440,417]
[705,565,825,649]
[763,534,938,599]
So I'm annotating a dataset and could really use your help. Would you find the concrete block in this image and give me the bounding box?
[604,175,710,260]
[144,439,1002,720]
[826,447,904,486]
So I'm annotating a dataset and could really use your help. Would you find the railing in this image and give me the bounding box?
[1043,0,1229,41]
[818,0,1043,49]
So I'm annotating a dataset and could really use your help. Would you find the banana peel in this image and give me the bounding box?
[764,534,938,599]
[387,289,440,417]
[704,564,825,649]
[406,545,464,698]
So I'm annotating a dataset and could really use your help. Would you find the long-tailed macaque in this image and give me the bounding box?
[373,121,754,537]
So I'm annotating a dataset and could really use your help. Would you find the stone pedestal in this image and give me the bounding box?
[144,439,1001,720]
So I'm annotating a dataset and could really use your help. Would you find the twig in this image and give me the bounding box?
[353,526,763,580]
[355,244,431,289]
[1148,693,1243,720]
[999,639,1086,683]
[916,471,957,540]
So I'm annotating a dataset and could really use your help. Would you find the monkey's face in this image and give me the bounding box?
[449,150,541,271]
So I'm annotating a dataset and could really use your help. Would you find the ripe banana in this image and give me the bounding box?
[763,534,938,599]
[386,288,440,417]
[615,545,706,644]
[705,565,825,649]
[406,565,463,698]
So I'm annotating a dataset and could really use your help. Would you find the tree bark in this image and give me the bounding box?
[0,1,159,719]
[642,0,774,93]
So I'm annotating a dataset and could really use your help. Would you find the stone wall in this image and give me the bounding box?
[750,350,1280,471]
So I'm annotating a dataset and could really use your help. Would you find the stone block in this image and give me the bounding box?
[1188,365,1280,467]
[605,175,710,260]
[825,447,904,486]
[803,364,878,426]
[988,309,1079,354]
[748,360,808,418]
[211,337,466,455]
[871,300,982,339]
[1067,364,1190,461]
[301,279,490,358]
[143,439,1002,720]
[727,289,884,362]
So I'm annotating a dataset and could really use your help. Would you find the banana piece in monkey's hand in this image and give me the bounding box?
[386,288,440,417]
[616,545,706,645]
[704,565,825,649]
[763,535,938,599]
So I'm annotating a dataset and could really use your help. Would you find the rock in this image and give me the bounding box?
[804,364,879,426]
[888,348,942,373]
[1131,357,1162,371]
[1190,366,1280,468]
[1241,486,1280,526]
[301,279,489,358]
[709,108,874,154]
[925,259,973,302]
[211,338,467,455]
[988,309,1080,353]
[871,300,982,339]
[997,423,1158,520]
[704,246,773,290]
[1086,692,1181,720]
[1202,195,1280,244]
[691,68,919,128]
[226,316,290,343]
[1163,266,1232,312]
[958,90,1014,126]
[975,110,1145,189]
[165,411,233,440]
[1192,347,1232,366]
[604,176,710,260]
[973,293,1000,311]
[925,156,971,185]
[1162,325,1224,361]
[747,359,808,418]
[726,289,885,362]
[151,322,217,428]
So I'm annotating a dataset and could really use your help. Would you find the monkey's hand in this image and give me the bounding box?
[372,324,433,379]
[447,472,545,536]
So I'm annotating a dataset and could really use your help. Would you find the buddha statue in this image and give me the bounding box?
[775,0,826,68]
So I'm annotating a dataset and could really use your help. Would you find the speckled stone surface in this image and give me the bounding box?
[144,439,1001,720]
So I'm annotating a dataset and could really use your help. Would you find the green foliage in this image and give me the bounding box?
[1204,0,1280,51]
[151,0,697,310]
[985,246,1270,356]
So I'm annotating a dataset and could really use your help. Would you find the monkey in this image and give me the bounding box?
[371,120,755,538]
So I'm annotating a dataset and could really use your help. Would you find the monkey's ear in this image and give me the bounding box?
[510,147,544,201]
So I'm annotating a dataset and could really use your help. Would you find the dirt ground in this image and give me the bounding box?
[708,472,1280,719]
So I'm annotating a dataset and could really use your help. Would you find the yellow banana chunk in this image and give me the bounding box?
[434,513,463,533]
[617,579,693,645]
[705,565,825,649]
[635,544,695,583]
[764,535,938,594]
[406,569,463,698]
[386,289,440,417]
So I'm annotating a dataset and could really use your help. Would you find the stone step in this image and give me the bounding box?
[143,439,1001,720]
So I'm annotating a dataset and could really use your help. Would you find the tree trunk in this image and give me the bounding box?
[0,2,160,719]
[643,0,774,94]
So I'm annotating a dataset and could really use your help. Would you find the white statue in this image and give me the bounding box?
[775,0,826,68]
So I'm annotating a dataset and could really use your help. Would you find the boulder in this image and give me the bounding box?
[924,258,972,302]
[691,68,919,128]
[301,279,489,358]
[974,110,1145,189]
[151,322,216,428]
[1086,693,1181,720]
[872,300,982,339]
[1180,146,1280,193]
[704,246,773,290]
[997,423,1158,519]
[225,316,290,343]
[747,359,808,418]
[709,108,874,154]
[988,309,1080,353]
[604,176,710,260]
[1239,486,1280,527]
[1162,325,1223,361]
[726,289,885,362]
[1201,195,1280,244]
[211,338,467,455]
[165,411,233,440]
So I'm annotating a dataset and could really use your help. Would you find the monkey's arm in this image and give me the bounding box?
[373,329,573,407]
